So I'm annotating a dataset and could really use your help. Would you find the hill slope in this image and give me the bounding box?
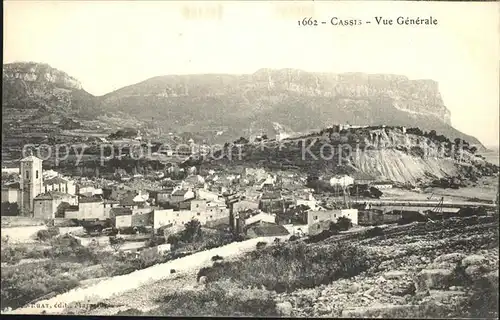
[100,69,482,146]
[190,126,497,186]
[2,62,99,123]
[2,63,484,148]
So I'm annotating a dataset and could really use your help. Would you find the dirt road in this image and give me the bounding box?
[8,236,288,315]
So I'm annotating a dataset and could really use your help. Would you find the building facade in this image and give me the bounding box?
[19,156,44,215]
[307,208,359,236]
[33,192,78,220]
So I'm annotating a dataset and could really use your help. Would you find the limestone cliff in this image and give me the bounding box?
[2,62,96,124]
[3,62,82,90]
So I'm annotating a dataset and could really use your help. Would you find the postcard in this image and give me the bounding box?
[2,0,499,318]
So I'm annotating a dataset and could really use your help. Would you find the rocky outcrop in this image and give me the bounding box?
[3,62,82,90]
[253,69,451,125]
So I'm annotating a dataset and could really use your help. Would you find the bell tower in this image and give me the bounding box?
[19,155,44,216]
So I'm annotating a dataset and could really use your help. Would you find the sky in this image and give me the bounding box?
[3,1,499,147]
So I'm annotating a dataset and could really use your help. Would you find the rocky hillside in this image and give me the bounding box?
[2,62,98,124]
[1,62,483,148]
[100,68,479,146]
[193,126,497,186]
[59,215,498,318]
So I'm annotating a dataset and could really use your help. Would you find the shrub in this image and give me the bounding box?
[288,235,299,242]
[256,242,267,250]
[198,242,370,293]
[167,234,180,245]
[146,235,166,248]
[1,246,25,265]
[211,255,223,262]
[1,261,80,309]
[47,226,60,237]
[306,229,335,243]
[364,226,384,238]
[336,217,352,231]
[36,230,51,242]
[150,280,278,317]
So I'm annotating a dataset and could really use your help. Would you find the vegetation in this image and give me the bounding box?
[197,242,370,293]
[336,217,352,231]
[1,261,81,309]
[1,202,19,216]
[108,127,138,139]
[35,227,60,242]
[117,281,279,317]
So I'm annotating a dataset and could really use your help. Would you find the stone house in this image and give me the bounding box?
[307,209,359,236]
[34,191,78,219]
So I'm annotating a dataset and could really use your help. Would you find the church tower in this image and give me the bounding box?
[19,155,44,216]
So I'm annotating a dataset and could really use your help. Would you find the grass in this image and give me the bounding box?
[117,240,371,317]
[116,280,279,317]
[198,241,371,293]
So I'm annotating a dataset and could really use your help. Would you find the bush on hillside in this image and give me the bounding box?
[211,255,223,262]
[47,226,60,237]
[256,242,267,250]
[1,261,80,309]
[336,217,352,231]
[111,281,279,317]
[36,230,51,242]
[364,226,385,238]
[197,242,370,293]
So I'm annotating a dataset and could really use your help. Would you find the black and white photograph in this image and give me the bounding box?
[1,0,499,317]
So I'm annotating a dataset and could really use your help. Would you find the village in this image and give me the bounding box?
[1,153,379,251]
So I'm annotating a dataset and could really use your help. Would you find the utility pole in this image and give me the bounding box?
[224,191,240,235]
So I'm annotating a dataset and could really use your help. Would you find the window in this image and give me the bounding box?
[36,170,39,179]
[314,216,318,220]
[195,204,199,208]
[197,212,200,216]
[26,171,29,179]
[210,215,213,219]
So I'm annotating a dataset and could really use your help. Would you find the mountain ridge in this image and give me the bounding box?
[2,62,484,149]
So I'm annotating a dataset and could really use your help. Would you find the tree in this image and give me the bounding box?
[329,221,340,234]
[369,187,383,199]
[36,230,51,242]
[167,234,180,246]
[1,202,19,216]
[182,219,202,243]
[109,236,124,252]
[336,217,352,231]
[234,137,249,145]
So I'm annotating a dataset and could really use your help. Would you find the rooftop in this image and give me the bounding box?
[110,207,133,217]
[352,172,376,181]
[119,193,136,206]
[2,182,20,190]
[44,176,69,186]
[20,155,43,162]
[79,196,103,203]
[247,224,289,237]
[34,191,72,200]
[172,189,189,196]
[261,191,283,200]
